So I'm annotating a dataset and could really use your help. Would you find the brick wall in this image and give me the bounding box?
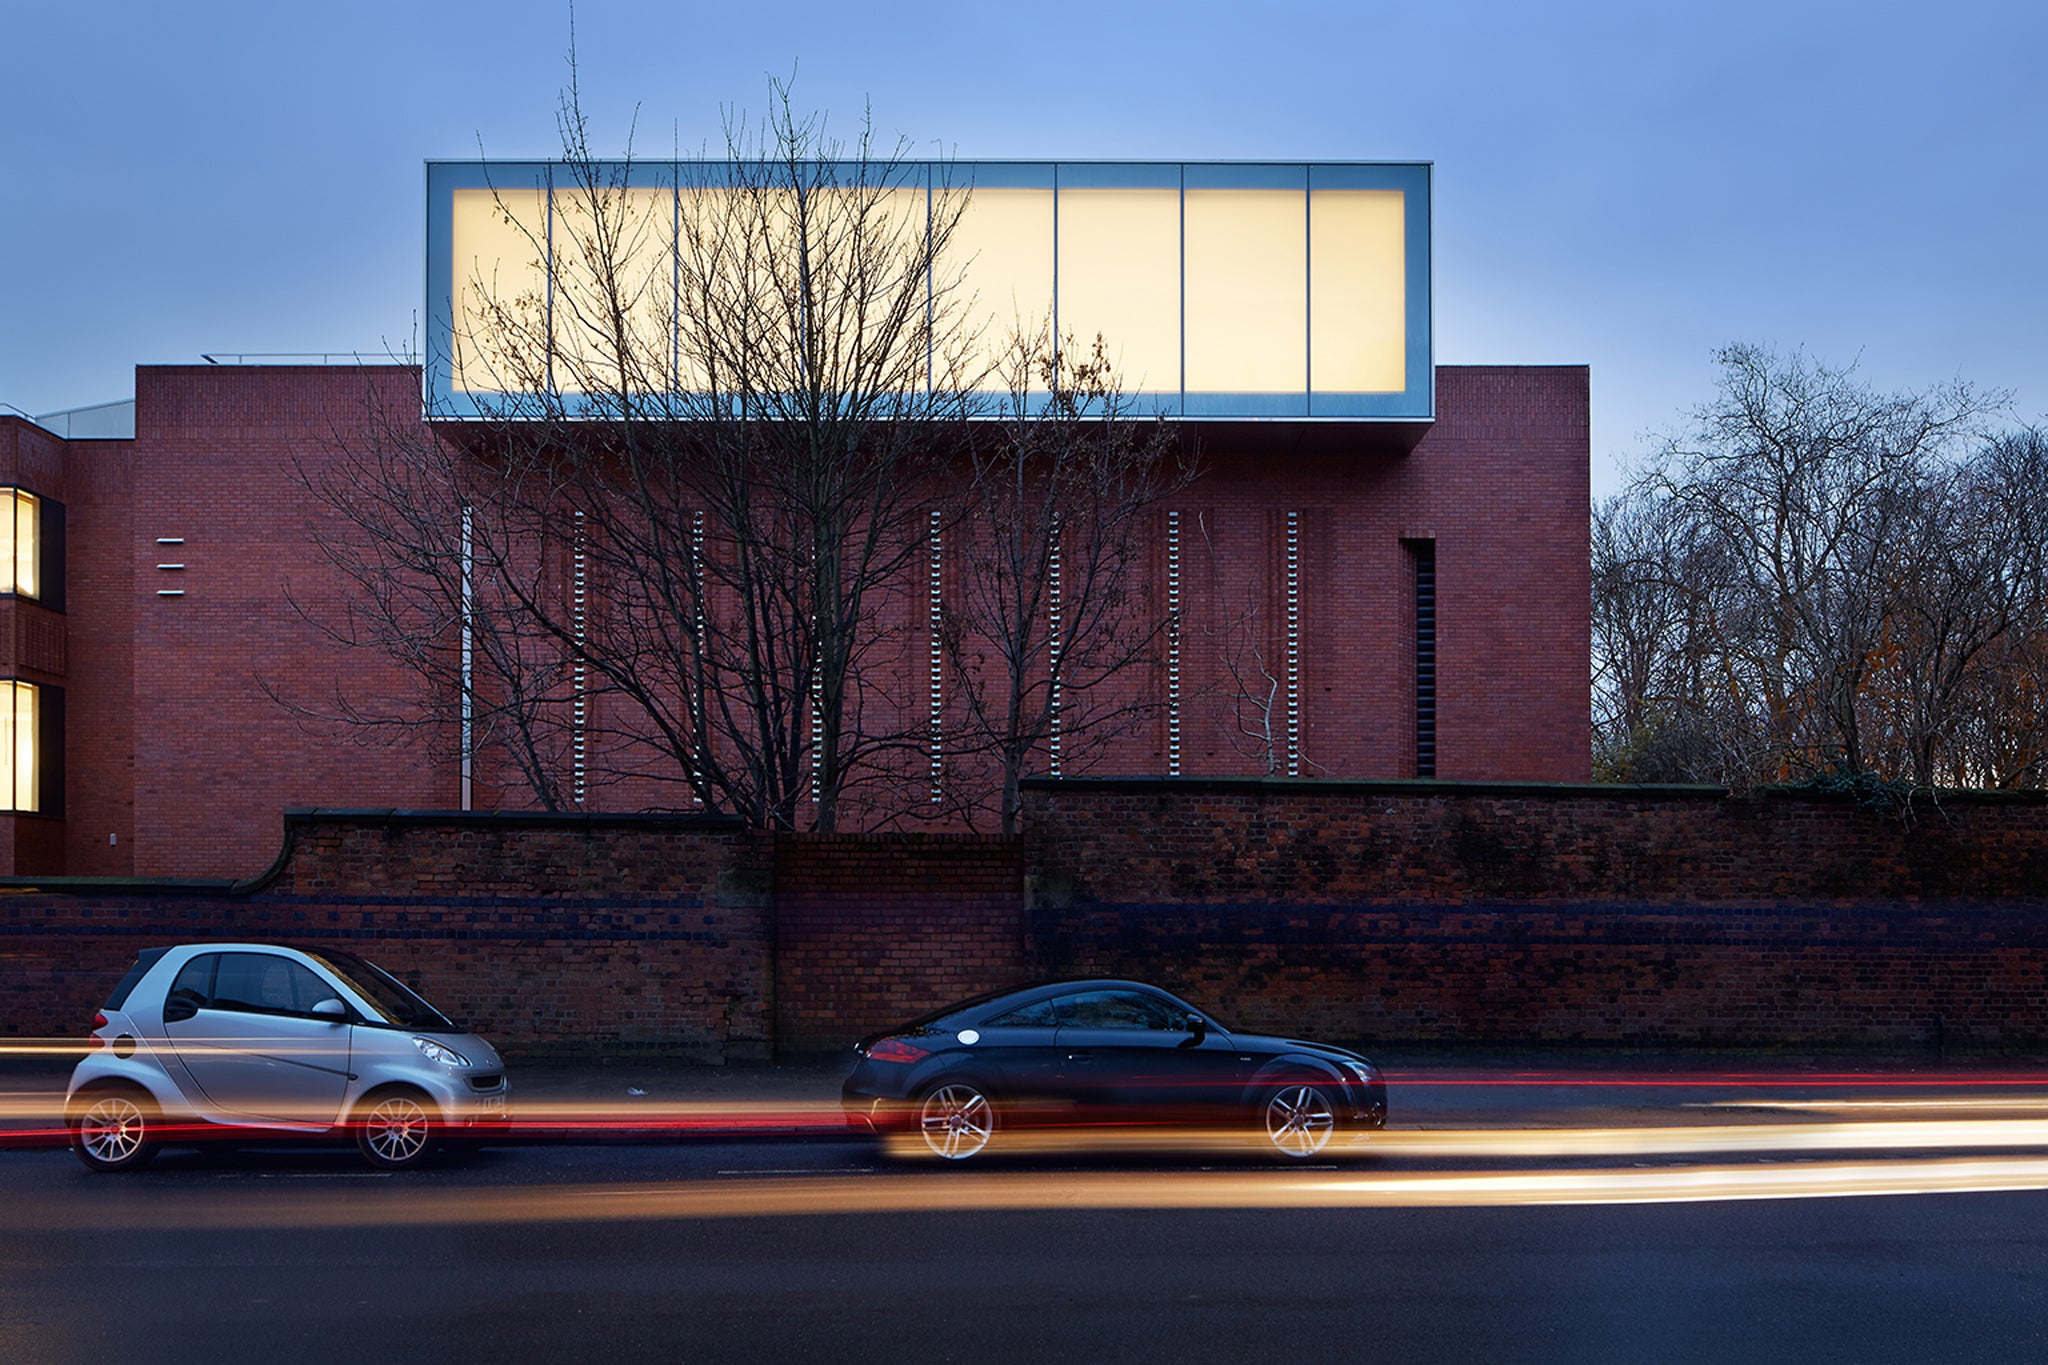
[10,783,2048,1055]
[771,834,1026,1052]
[1022,779,2048,1050]
[1,810,776,1060]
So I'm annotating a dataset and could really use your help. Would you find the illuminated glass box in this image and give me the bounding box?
[424,160,1432,423]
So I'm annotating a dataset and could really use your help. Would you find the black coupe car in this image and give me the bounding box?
[842,979,1387,1160]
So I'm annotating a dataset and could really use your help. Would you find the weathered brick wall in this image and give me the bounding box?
[1032,901,2048,1050]
[772,834,1026,1052]
[1,811,777,1060]
[1022,779,2048,905]
[1022,780,2048,1050]
[10,786,2048,1055]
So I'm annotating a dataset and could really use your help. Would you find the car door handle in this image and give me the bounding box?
[1066,1051,1093,1064]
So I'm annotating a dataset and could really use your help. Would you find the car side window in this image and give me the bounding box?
[165,954,218,1020]
[986,999,1061,1029]
[1062,990,1178,1031]
[210,953,335,1018]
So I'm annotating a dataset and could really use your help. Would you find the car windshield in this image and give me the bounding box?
[308,950,461,1030]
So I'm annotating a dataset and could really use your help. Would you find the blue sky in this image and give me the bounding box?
[4,0,2042,495]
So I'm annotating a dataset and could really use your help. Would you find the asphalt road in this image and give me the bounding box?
[5,1124,2048,1364]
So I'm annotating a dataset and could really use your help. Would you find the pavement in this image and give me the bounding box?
[11,1041,2046,1148]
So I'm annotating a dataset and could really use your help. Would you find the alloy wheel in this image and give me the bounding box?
[360,1094,432,1167]
[918,1084,996,1160]
[1264,1083,1337,1158]
[78,1093,150,1167]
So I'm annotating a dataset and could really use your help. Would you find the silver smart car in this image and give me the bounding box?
[66,943,510,1172]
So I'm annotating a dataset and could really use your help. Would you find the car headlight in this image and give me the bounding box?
[1343,1060,1379,1085]
[411,1037,470,1067]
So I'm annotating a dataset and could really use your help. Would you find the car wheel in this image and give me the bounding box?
[71,1087,160,1173]
[1262,1081,1338,1158]
[917,1082,998,1160]
[354,1089,438,1170]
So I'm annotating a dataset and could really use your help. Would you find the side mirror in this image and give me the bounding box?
[1184,1014,1208,1041]
[311,998,348,1020]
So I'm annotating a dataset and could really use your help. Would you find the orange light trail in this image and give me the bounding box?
[11,1156,2048,1232]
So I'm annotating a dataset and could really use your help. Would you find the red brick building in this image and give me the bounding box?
[2,160,1589,876]
[3,358,1586,879]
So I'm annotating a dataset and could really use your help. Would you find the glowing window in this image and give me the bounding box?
[1185,187,1307,394]
[0,490,39,598]
[550,185,678,395]
[1056,185,1180,395]
[1310,189,1407,394]
[0,681,37,812]
[944,184,1055,390]
[449,185,550,393]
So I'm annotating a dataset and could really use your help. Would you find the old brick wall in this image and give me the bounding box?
[1023,779,2048,1050]
[772,834,1027,1052]
[1,811,777,1059]
[10,786,2048,1055]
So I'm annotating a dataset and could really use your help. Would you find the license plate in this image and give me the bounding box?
[479,1094,506,1113]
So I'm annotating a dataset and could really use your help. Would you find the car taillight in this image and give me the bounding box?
[86,1010,108,1049]
[867,1037,930,1064]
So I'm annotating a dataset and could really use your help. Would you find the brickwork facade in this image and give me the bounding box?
[0,360,1589,877]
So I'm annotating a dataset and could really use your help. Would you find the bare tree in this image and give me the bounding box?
[1593,343,2020,792]
[304,74,990,829]
[275,379,580,810]
[938,330,1193,832]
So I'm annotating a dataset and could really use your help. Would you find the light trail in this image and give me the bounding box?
[15,1095,2048,1156]
[13,1156,2048,1232]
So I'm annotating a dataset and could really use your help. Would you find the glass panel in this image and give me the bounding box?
[943,186,1055,391]
[0,491,15,595]
[987,999,1059,1029]
[449,184,550,393]
[549,186,677,395]
[1056,187,1180,395]
[14,491,37,599]
[169,955,216,1014]
[827,183,935,397]
[1062,989,1178,1030]
[7,682,33,812]
[1185,188,1306,394]
[674,183,750,395]
[675,181,932,398]
[1310,189,1406,394]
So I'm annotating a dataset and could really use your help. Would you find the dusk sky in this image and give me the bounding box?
[4,0,2041,496]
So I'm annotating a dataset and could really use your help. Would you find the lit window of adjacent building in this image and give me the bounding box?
[0,489,39,598]
[0,681,40,812]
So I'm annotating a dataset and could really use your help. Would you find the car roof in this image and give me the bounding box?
[921,978,1192,1022]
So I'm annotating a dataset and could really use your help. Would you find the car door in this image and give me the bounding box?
[158,951,353,1125]
[968,996,1073,1124]
[1052,988,1250,1122]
